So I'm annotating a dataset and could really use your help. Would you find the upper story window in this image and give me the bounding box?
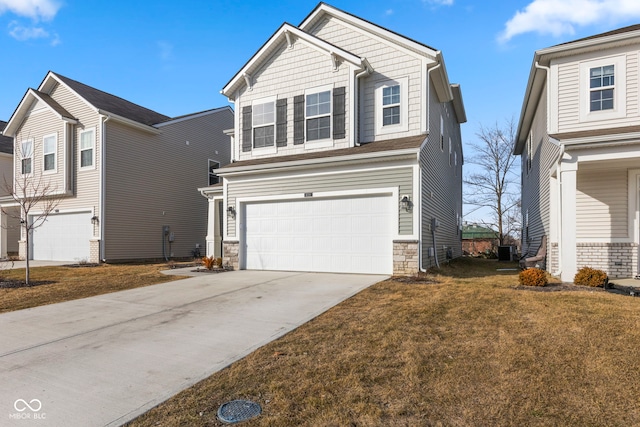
[208,160,220,185]
[80,128,95,169]
[305,89,331,141]
[375,77,408,135]
[252,100,275,148]
[579,55,625,122]
[21,139,33,175]
[43,133,56,172]
[589,65,614,111]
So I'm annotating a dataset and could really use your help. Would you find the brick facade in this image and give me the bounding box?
[89,240,100,264]
[223,241,239,270]
[576,242,638,279]
[550,242,559,274]
[393,240,419,276]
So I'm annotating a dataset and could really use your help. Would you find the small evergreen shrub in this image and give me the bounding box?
[574,267,608,287]
[518,268,548,287]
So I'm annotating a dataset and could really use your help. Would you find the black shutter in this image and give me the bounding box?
[333,86,346,139]
[242,106,252,152]
[276,98,287,147]
[294,95,305,145]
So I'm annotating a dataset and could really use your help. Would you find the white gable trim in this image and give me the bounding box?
[40,72,99,115]
[2,89,78,137]
[222,23,364,98]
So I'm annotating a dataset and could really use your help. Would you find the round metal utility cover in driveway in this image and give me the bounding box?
[31,211,92,261]
[243,195,393,274]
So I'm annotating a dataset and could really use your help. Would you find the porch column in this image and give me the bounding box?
[205,196,218,257]
[0,209,6,258]
[560,160,578,282]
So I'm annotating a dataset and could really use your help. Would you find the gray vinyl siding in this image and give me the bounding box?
[309,15,424,143]
[420,80,463,269]
[554,43,640,133]
[521,85,559,258]
[576,167,628,239]
[237,40,351,160]
[104,109,233,260]
[225,165,414,238]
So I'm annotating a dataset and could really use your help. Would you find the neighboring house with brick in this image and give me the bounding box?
[1,71,233,263]
[200,3,466,275]
[515,24,640,281]
[462,224,498,255]
[0,120,19,257]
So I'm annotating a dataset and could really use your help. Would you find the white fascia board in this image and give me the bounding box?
[217,148,420,177]
[430,52,453,103]
[299,3,437,60]
[222,24,363,98]
[3,89,77,137]
[98,110,162,134]
[155,106,233,128]
[515,55,545,155]
[562,132,640,148]
[536,29,640,62]
[43,72,99,115]
[198,186,224,198]
[450,84,466,124]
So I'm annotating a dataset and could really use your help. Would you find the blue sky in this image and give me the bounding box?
[2,0,640,222]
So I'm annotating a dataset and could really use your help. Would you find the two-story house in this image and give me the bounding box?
[1,71,233,263]
[515,24,640,282]
[0,121,19,258]
[200,3,466,275]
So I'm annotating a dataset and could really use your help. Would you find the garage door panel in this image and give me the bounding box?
[245,195,393,274]
[31,212,91,261]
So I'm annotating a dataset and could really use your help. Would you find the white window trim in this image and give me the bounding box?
[20,138,33,176]
[579,55,626,123]
[79,127,96,170]
[526,130,533,174]
[42,132,57,174]
[304,84,333,149]
[375,77,409,136]
[251,95,277,155]
[440,115,444,151]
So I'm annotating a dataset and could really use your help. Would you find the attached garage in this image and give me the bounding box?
[31,211,92,261]
[242,195,393,274]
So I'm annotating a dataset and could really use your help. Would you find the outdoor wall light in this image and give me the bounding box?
[227,205,236,219]
[401,195,412,212]
[91,215,99,225]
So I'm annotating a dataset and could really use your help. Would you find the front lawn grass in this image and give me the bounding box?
[0,263,182,313]
[128,258,640,426]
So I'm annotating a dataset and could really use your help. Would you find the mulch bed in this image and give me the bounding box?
[389,275,440,285]
[514,283,604,292]
[0,280,55,289]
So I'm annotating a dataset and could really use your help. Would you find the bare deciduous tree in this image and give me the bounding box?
[464,118,520,246]
[1,136,63,285]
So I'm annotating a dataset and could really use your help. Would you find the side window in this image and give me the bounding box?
[21,139,33,175]
[526,130,532,173]
[80,128,95,169]
[208,160,220,185]
[305,89,331,141]
[589,65,614,112]
[43,133,57,172]
[375,77,408,135]
[252,99,275,149]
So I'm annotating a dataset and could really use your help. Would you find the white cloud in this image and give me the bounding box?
[0,0,61,21]
[499,0,640,43]
[385,9,394,16]
[8,20,48,40]
[424,0,454,5]
[157,41,174,61]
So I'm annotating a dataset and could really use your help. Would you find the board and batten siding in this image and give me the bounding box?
[309,15,425,143]
[554,44,640,134]
[225,165,414,238]
[236,40,351,161]
[420,81,462,269]
[104,109,233,260]
[521,84,559,257]
[576,167,628,240]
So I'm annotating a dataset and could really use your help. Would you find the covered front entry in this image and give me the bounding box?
[31,211,92,261]
[242,195,393,274]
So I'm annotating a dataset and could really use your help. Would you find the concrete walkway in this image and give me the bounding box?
[0,270,385,426]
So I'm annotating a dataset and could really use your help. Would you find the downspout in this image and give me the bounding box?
[426,61,442,134]
[100,114,111,262]
[354,59,373,147]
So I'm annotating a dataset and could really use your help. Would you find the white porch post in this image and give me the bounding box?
[560,160,578,282]
[0,209,6,258]
[205,197,217,257]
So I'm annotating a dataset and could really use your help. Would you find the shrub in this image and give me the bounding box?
[202,256,216,270]
[214,257,223,268]
[518,268,548,287]
[574,267,608,287]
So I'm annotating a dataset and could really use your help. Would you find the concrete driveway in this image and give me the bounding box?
[0,270,385,426]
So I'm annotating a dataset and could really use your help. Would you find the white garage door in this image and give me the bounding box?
[31,212,92,261]
[244,195,393,274]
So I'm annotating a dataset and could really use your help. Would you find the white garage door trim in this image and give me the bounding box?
[239,189,397,275]
[30,211,92,261]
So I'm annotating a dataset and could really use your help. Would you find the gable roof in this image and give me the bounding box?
[49,72,170,126]
[0,121,13,154]
[3,88,79,137]
[462,224,498,240]
[515,23,640,153]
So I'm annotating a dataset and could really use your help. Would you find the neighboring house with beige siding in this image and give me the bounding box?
[200,3,466,275]
[0,121,19,257]
[1,71,233,263]
[515,24,640,281]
